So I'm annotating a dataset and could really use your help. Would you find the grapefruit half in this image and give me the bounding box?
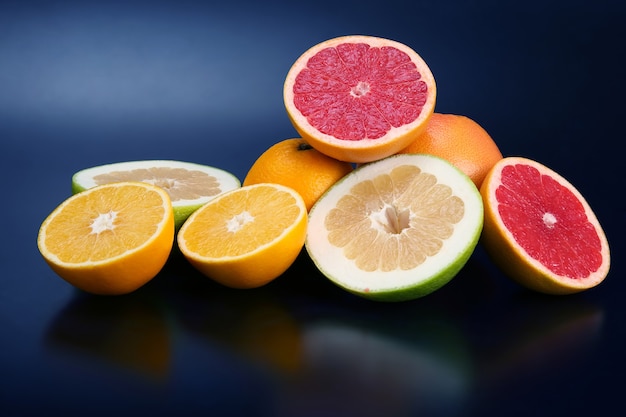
[480,157,610,294]
[306,153,483,301]
[284,35,437,163]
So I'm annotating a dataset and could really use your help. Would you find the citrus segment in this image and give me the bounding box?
[397,113,503,188]
[306,154,483,301]
[37,182,175,295]
[177,183,308,289]
[72,160,241,229]
[284,35,436,163]
[243,138,353,211]
[480,157,610,294]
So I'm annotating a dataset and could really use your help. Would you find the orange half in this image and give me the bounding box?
[177,183,307,289]
[37,182,175,295]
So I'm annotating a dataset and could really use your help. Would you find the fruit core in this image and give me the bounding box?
[93,168,221,202]
[542,212,557,228]
[350,81,371,98]
[90,211,118,234]
[496,163,603,279]
[373,204,411,234]
[227,211,254,233]
[293,43,428,141]
[324,165,464,272]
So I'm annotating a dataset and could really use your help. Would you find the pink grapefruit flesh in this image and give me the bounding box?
[293,43,429,140]
[497,163,603,278]
[284,35,436,163]
[480,157,610,294]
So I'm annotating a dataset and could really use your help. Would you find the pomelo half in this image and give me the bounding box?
[480,157,610,294]
[284,35,436,163]
[306,153,483,301]
[72,160,241,229]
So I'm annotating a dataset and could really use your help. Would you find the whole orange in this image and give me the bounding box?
[243,138,353,211]
[397,113,503,188]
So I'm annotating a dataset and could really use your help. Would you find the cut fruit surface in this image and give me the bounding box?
[72,160,241,229]
[306,153,483,301]
[177,183,307,289]
[480,157,610,294]
[37,182,175,295]
[284,35,436,163]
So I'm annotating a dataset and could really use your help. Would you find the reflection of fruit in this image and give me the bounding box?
[45,294,171,380]
[238,303,303,373]
[281,319,470,417]
[173,291,303,374]
[284,35,436,163]
[71,160,241,229]
[177,183,307,288]
[478,296,603,386]
[306,153,483,301]
[480,157,610,294]
[397,113,502,188]
[243,138,353,211]
[37,182,175,295]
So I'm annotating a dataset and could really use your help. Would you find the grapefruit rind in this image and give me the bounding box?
[284,35,437,163]
[480,157,610,295]
[71,160,241,229]
[306,153,484,301]
[397,112,503,188]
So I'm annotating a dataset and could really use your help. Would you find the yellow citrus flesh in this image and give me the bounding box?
[177,183,308,289]
[71,160,241,229]
[480,157,610,294]
[284,35,436,163]
[243,138,353,211]
[37,182,175,295]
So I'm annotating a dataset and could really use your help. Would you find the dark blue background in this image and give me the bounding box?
[2,1,624,416]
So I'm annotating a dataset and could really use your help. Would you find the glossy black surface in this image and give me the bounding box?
[2,1,624,416]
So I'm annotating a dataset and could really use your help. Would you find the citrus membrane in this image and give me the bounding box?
[71,160,241,229]
[284,35,436,163]
[480,157,610,294]
[306,153,483,301]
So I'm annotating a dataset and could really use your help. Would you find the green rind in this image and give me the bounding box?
[171,203,205,230]
[71,181,85,195]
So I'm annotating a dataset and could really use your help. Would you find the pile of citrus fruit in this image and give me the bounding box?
[37,35,610,300]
